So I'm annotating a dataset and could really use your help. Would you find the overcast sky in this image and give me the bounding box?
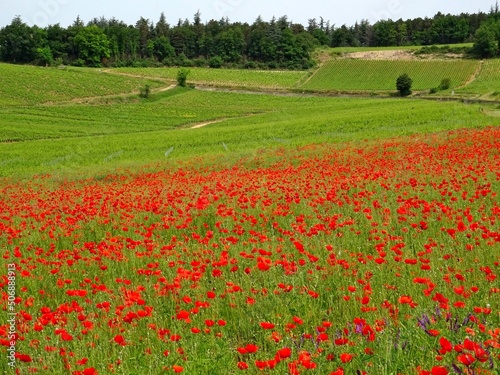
[1,0,495,28]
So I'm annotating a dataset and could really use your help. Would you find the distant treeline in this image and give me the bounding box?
[1,6,500,69]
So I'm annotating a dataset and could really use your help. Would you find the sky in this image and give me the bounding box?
[0,0,496,28]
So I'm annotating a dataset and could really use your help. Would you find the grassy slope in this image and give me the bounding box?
[0,63,163,105]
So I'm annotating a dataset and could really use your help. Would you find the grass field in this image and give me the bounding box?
[301,59,479,92]
[0,58,499,375]
[0,88,495,178]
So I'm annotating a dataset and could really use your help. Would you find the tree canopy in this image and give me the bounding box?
[0,6,498,68]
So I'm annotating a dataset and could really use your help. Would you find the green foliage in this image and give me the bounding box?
[396,73,413,96]
[177,68,190,87]
[209,56,223,68]
[439,78,451,90]
[139,84,151,98]
[73,25,111,67]
[35,47,53,66]
[0,16,39,63]
[472,23,499,58]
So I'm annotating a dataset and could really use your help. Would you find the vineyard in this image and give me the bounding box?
[0,64,162,106]
[113,67,309,90]
[0,90,493,177]
[455,59,500,95]
[301,59,479,92]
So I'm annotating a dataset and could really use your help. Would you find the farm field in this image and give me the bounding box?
[0,57,500,375]
[0,64,163,106]
[111,67,309,90]
[301,59,479,92]
[0,88,495,177]
[1,127,500,374]
[455,59,500,96]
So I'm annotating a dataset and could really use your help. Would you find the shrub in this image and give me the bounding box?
[177,68,190,87]
[396,73,413,96]
[209,56,223,69]
[439,78,451,90]
[139,84,151,98]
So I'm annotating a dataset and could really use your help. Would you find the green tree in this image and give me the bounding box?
[0,16,38,63]
[396,73,413,96]
[151,36,175,61]
[35,47,53,66]
[73,25,111,66]
[177,68,190,87]
[472,23,499,58]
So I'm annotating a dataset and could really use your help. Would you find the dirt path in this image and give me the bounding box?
[187,119,223,129]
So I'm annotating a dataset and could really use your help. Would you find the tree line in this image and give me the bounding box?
[0,5,499,69]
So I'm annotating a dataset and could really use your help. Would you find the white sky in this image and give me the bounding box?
[0,0,495,28]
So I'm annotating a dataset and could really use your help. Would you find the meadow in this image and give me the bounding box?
[0,56,499,375]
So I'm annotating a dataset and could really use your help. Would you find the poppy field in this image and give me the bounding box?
[1,125,499,374]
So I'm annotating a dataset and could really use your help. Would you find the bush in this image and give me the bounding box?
[209,56,223,69]
[439,78,451,90]
[396,73,413,97]
[139,84,151,98]
[177,68,190,87]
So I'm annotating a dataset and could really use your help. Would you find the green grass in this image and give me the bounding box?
[111,67,309,89]
[0,88,270,142]
[456,59,500,95]
[301,59,479,91]
[1,89,496,178]
[0,63,163,106]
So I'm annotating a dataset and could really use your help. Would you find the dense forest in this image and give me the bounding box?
[1,5,500,69]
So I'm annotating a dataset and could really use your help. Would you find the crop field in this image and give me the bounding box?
[0,88,494,177]
[0,59,500,375]
[301,59,479,92]
[0,64,163,106]
[112,67,309,90]
[456,59,500,96]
